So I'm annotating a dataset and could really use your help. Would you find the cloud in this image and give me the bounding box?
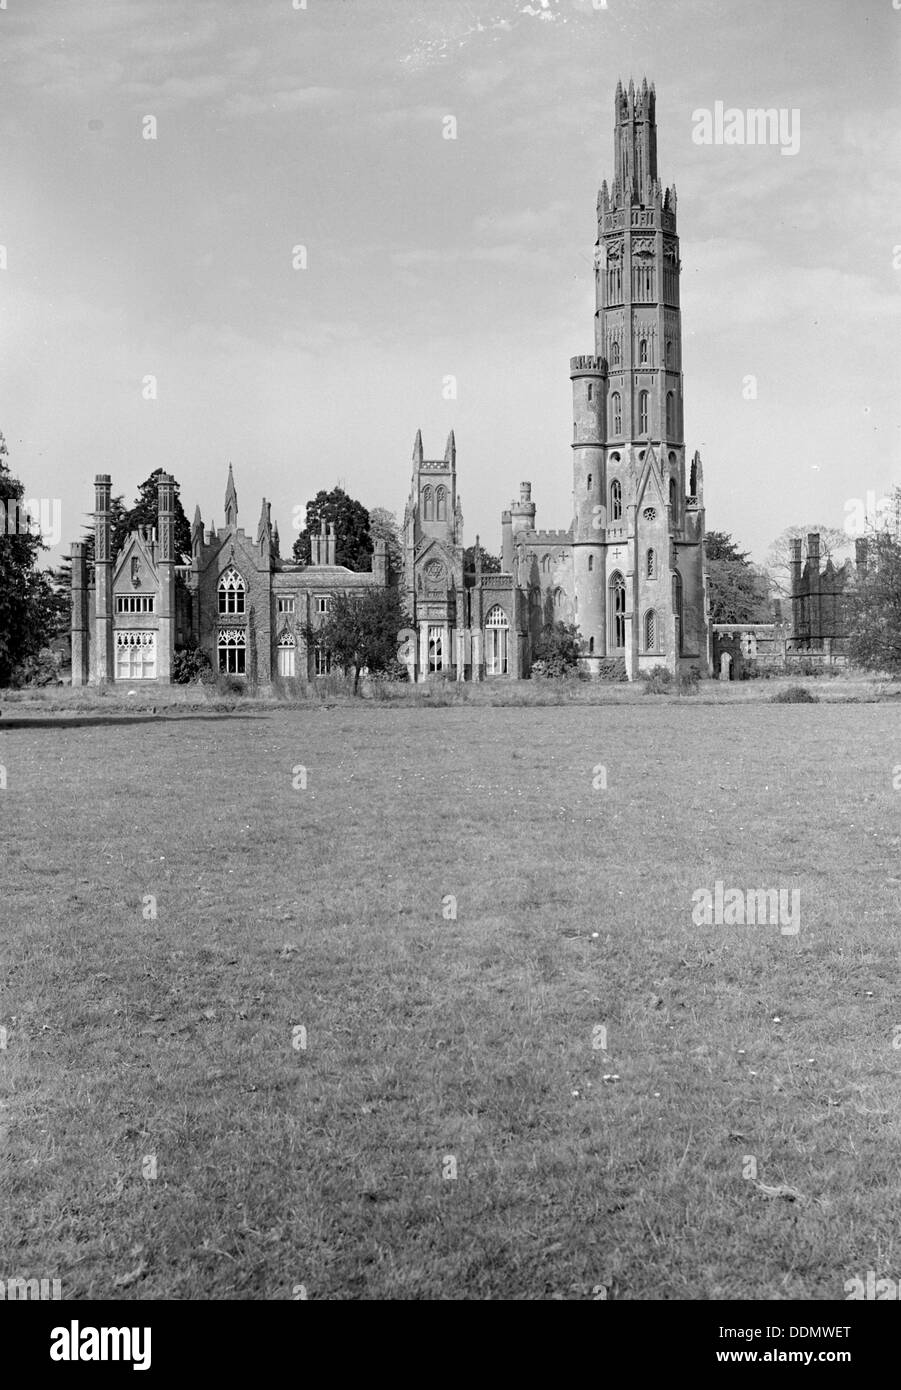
[223,87,349,118]
[473,200,569,240]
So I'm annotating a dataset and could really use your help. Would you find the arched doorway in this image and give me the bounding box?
[485,605,509,676]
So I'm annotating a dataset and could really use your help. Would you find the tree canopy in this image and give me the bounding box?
[292,487,372,571]
[124,469,192,560]
[704,530,771,624]
[367,506,403,584]
[305,586,409,692]
[0,434,57,684]
[846,532,901,675]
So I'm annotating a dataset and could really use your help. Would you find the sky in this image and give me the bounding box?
[1,0,899,567]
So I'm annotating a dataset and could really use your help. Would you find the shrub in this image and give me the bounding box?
[214,673,245,696]
[532,622,581,677]
[678,667,700,695]
[772,685,819,703]
[13,649,61,687]
[643,664,672,695]
[173,646,213,684]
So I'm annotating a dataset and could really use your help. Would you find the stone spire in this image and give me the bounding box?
[224,463,238,528]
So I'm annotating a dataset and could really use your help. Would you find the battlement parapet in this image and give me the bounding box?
[570,354,607,376]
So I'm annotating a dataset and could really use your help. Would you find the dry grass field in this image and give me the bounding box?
[2,680,900,1299]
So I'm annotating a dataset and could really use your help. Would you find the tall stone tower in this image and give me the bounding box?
[93,474,114,683]
[596,77,683,453]
[570,77,706,678]
[402,430,465,680]
[156,471,176,682]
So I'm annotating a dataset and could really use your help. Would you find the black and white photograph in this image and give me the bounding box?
[1,0,900,1342]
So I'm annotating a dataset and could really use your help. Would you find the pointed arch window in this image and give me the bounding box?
[666,391,676,436]
[609,572,626,650]
[639,337,648,365]
[277,631,296,678]
[610,340,620,367]
[610,478,622,522]
[422,486,434,522]
[436,486,447,522]
[588,554,595,573]
[666,339,674,366]
[638,390,649,435]
[646,548,656,579]
[218,566,246,615]
[485,604,509,676]
[611,392,622,436]
[673,571,684,655]
[644,609,658,652]
[669,476,678,516]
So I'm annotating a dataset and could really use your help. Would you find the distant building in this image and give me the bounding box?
[789,532,865,653]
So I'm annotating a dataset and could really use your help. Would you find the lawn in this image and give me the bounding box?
[1,690,900,1299]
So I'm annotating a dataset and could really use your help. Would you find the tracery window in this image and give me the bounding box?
[217,627,246,674]
[115,631,156,679]
[218,567,246,615]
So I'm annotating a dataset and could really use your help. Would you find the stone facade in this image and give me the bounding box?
[71,76,709,687]
[70,467,388,687]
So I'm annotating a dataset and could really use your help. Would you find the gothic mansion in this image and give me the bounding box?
[70,78,709,686]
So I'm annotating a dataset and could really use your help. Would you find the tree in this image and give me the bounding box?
[292,487,372,571]
[463,544,502,574]
[123,469,192,560]
[532,621,582,677]
[368,506,403,584]
[846,531,901,675]
[305,587,409,693]
[704,530,751,563]
[704,530,771,624]
[765,524,851,602]
[0,434,57,685]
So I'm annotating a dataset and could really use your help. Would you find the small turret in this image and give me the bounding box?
[192,504,203,555]
[501,509,513,573]
[511,482,537,536]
